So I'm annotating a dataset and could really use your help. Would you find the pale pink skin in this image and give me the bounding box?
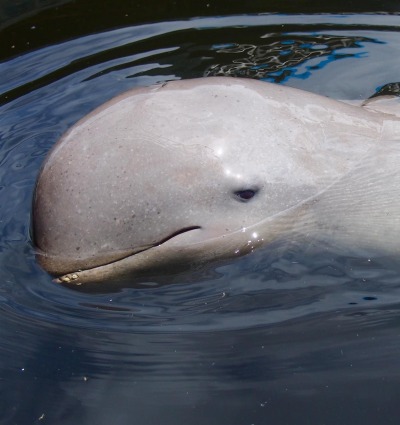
[33,77,400,288]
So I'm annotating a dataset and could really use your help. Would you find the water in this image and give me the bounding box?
[1,6,400,424]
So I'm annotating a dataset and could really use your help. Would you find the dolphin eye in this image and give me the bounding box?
[234,189,258,202]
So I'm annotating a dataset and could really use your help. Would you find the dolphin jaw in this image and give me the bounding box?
[42,225,204,282]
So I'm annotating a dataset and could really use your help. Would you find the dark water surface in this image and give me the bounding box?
[2,3,400,424]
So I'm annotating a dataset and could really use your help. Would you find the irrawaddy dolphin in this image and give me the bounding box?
[32,77,400,289]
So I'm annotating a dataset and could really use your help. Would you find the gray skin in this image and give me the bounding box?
[32,77,400,288]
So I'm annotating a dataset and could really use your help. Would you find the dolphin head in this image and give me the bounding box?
[33,77,382,287]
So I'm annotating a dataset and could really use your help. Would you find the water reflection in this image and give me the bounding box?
[369,81,400,98]
[205,33,382,83]
[0,0,69,28]
[2,11,400,425]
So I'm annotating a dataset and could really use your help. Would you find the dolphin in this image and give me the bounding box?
[32,77,400,288]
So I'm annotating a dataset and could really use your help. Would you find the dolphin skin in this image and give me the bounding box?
[32,77,400,288]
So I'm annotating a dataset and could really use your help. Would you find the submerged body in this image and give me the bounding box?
[32,77,400,288]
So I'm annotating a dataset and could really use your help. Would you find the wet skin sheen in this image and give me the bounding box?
[32,77,400,288]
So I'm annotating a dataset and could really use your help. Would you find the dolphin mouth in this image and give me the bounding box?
[155,226,202,246]
[38,225,204,282]
[51,225,204,284]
